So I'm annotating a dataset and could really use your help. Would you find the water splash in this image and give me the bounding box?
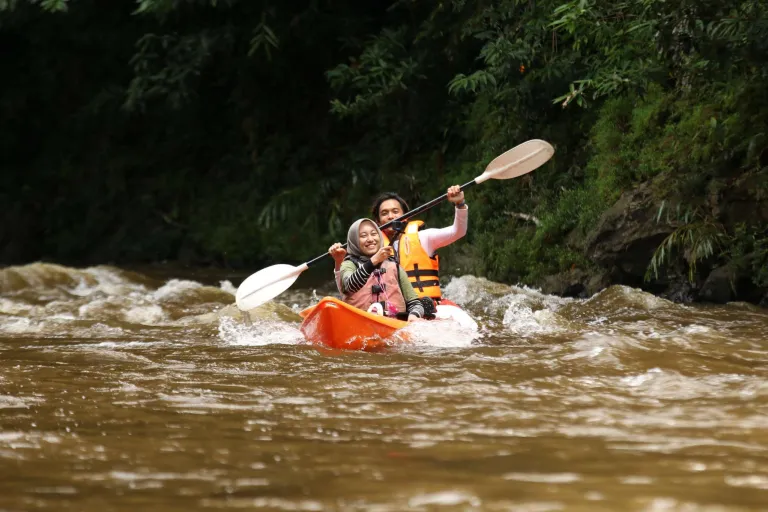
[400,318,480,349]
[217,317,303,346]
[0,263,234,335]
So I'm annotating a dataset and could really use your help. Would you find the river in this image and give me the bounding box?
[1,262,767,511]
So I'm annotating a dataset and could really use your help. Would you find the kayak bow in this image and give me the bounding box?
[299,297,407,351]
[298,297,478,351]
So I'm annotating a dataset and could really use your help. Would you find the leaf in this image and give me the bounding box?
[746,133,766,164]
[41,0,68,12]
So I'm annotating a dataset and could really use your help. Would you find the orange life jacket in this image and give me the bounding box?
[382,220,441,299]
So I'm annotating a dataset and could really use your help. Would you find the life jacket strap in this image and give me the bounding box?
[406,263,440,292]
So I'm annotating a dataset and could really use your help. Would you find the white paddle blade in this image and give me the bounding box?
[476,139,554,183]
[235,263,307,311]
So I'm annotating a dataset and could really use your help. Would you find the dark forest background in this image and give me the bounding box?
[2,0,767,303]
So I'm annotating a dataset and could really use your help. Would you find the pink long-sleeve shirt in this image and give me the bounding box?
[392,205,468,257]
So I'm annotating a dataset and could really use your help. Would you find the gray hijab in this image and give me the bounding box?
[346,218,384,262]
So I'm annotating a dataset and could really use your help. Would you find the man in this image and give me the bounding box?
[329,185,467,304]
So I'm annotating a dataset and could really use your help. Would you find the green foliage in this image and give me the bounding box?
[548,0,660,106]
[586,90,667,203]
[727,223,768,289]
[126,32,218,111]
[40,0,67,11]
[1,0,767,307]
[326,27,422,119]
[541,185,608,240]
[134,0,225,16]
[645,203,728,282]
[477,223,593,285]
[645,209,768,289]
[547,0,768,105]
[0,0,67,12]
[248,10,279,61]
[447,71,496,96]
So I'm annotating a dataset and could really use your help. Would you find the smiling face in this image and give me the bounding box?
[377,199,404,236]
[358,221,381,257]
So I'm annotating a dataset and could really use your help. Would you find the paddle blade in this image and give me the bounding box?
[235,263,307,311]
[477,139,554,183]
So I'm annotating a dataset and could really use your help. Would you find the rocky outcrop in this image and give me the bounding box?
[535,178,768,305]
[697,252,767,304]
[716,172,768,227]
[698,265,736,303]
[539,268,610,298]
[534,183,676,300]
[582,182,673,285]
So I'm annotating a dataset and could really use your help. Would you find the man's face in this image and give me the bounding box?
[377,199,404,235]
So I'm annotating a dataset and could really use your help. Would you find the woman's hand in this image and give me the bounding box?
[328,243,347,269]
[370,246,394,266]
[407,314,419,322]
[447,184,465,206]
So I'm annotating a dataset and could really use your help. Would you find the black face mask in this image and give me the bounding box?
[389,220,407,234]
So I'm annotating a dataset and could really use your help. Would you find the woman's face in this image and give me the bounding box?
[358,221,381,257]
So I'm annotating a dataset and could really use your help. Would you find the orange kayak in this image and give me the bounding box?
[299,297,408,351]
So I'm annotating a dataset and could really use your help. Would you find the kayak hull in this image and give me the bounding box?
[299,297,407,351]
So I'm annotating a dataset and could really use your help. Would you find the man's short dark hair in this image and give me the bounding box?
[371,192,410,220]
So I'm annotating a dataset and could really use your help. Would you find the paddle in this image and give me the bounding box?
[235,139,555,311]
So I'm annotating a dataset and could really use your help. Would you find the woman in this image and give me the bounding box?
[332,218,424,321]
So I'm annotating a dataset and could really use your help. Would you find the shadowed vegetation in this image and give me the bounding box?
[2,0,767,298]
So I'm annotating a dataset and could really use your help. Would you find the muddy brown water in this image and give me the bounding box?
[1,263,767,511]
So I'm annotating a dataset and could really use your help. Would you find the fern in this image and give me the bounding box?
[249,11,279,61]
[645,205,728,282]
[447,70,497,96]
